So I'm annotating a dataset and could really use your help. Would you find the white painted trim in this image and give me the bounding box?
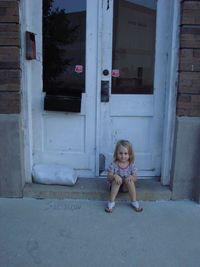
[20,0,33,183]
[95,0,103,176]
[85,0,99,176]
[161,0,180,185]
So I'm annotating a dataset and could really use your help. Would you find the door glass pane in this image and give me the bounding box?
[112,0,157,94]
[43,0,86,95]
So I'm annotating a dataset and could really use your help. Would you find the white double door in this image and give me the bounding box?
[31,0,165,178]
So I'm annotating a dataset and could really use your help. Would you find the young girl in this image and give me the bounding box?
[105,140,143,213]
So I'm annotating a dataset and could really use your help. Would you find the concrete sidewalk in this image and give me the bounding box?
[0,198,200,267]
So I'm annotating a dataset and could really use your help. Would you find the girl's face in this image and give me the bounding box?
[117,145,130,163]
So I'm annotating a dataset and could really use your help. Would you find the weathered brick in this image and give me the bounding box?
[0,2,19,8]
[177,100,200,116]
[182,1,200,11]
[190,108,200,116]
[182,12,200,25]
[0,92,20,113]
[180,28,200,48]
[176,108,187,116]
[0,28,20,46]
[191,95,200,103]
[0,47,20,69]
[181,34,200,48]
[190,102,200,115]
[177,108,200,117]
[182,2,200,24]
[0,23,19,32]
[179,49,200,71]
[0,70,20,91]
[177,95,191,103]
[177,101,191,110]
[0,24,20,46]
[0,1,19,23]
[0,1,21,115]
[176,107,190,116]
[178,72,200,94]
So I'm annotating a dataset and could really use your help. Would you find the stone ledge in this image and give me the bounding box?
[23,178,172,201]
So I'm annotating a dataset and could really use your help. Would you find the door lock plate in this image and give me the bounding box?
[101,80,109,102]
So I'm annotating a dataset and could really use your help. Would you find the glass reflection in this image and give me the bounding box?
[112,0,157,94]
[43,0,86,95]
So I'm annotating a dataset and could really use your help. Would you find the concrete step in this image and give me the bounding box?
[23,178,172,201]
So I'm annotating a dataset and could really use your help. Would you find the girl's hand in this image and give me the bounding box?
[126,174,137,183]
[114,174,122,185]
[107,172,115,182]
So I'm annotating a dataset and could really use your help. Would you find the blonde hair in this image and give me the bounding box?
[113,140,135,163]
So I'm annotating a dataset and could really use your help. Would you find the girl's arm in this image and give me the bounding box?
[128,163,137,182]
[130,174,137,182]
[107,172,115,182]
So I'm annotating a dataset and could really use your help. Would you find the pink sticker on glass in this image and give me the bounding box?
[75,65,83,73]
[112,69,120,77]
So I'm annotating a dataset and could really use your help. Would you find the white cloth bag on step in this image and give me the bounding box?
[32,163,77,185]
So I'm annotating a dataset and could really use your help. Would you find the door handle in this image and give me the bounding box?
[101,80,109,102]
[103,69,109,76]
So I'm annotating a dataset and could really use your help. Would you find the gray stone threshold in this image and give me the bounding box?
[23,178,172,201]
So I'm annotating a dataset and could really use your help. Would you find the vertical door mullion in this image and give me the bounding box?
[98,0,114,176]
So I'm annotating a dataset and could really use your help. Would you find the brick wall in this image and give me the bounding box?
[0,0,20,114]
[177,0,200,116]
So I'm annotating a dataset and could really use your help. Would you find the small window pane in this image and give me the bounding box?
[43,0,86,95]
[112,0,157,94]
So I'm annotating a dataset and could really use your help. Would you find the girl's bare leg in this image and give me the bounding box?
[110,180,121,202]
[124,179,137,202]
[125,178,143,212]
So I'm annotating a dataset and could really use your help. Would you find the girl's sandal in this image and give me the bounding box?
[105,207,113,213]
[105,202,115,213]
[132,206,143,212]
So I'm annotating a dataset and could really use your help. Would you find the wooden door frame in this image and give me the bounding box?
[21,0,42,183]
[159,0,180,185]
